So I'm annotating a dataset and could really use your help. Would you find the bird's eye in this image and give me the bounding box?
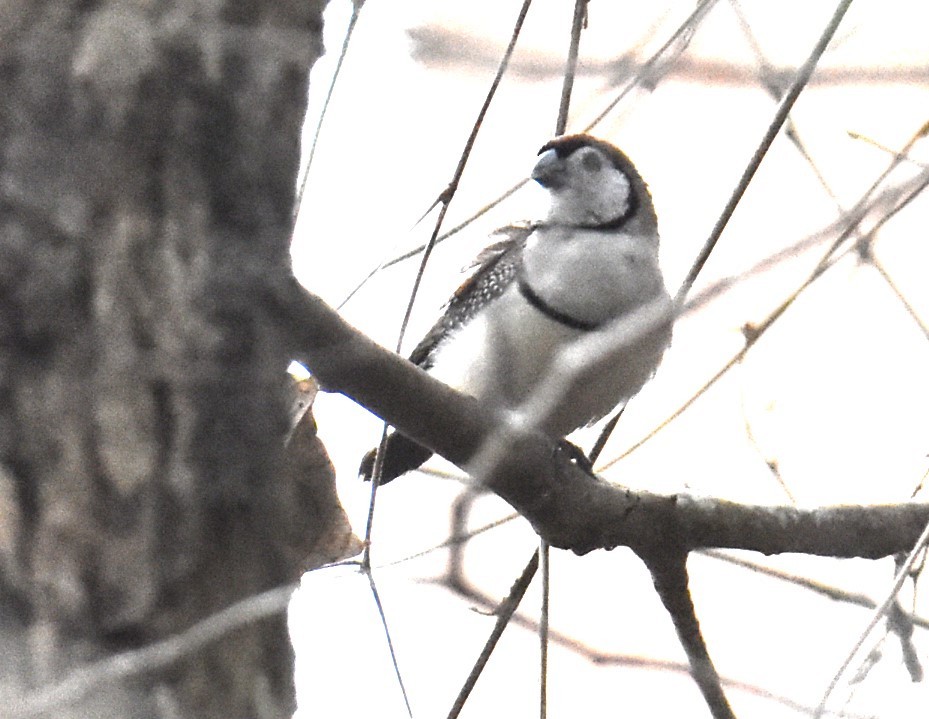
[581,151,602,172]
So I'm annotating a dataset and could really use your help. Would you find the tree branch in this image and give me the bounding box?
[643,551,734,719]
[285,281,929,559]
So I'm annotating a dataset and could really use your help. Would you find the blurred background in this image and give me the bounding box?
[289,1,929,716]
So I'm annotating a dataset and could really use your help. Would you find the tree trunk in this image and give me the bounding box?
[1,2,326,716]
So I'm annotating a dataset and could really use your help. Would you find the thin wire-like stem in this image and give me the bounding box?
[588,408,622,468]
[869,257,929,340]
[394,0,533,355]
[599,0,929,473]
[600,165,929,471]
[361,421,390,571]
[336,181,528,310]
[539,543,550,719]
[342,0,717,305]
[362,7,534,714]
[702,549,929,629]
[547,0,715,468]
[447,552,540,719]
[367,571,414,718]
[293,2,364,221]
[593,0,852,486]
[363,0,534,547]
[583,0,718,131]
[727,0,838,203]
[371,182,528,274]
[541,5,587,712]
[677,0,855,302]
[380,513,520,569]
[12,584,297,719]
[600,355,734,471]
[814,517,929,718]
[555,0,587,135]
[849,129,929,168]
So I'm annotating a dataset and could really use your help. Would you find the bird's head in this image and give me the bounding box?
[531,134,656,233]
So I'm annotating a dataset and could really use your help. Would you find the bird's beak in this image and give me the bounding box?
[531,149,566,189]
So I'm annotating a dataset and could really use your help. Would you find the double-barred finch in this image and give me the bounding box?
[360,134,672,483]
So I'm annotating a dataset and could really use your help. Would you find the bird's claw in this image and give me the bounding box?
[557,439,594,475]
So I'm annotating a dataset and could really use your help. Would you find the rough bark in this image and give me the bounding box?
[1,2,326,717]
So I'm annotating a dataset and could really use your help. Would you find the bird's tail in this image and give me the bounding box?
[359,432,434,484]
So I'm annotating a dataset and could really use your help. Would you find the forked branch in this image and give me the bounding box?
[285,282,929,560]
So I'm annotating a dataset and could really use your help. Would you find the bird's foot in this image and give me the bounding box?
[557,439,594,475]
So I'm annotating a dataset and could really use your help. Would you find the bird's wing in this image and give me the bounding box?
[409,224,534,369]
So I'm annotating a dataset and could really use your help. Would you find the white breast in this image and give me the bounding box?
[427,283,670,438]
[428,286,579,411]
[427,223,670,439]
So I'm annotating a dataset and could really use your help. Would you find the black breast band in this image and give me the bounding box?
[516,270,600,332]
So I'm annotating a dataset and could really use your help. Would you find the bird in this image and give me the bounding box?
[360,134,671,483]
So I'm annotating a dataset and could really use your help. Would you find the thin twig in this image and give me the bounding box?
[588,407,622,468]
[598,352,737,472]
[739,384,798,504]
[814,516,929,717]
[849,129,929,169]
[600,153,929,472]
[380,513,520,569]
[701,550,929,630]
[12,584,297,719]
[868,257,929,340]
[583,0,718,131]
[344,0,717,303]
[555,0,588,135]
[677,0,856,302]
[388,0,533,355]
[539,543,550,719]
[583,0,811,474]
[358,181,528,279]
[293,2,364,221]
[362,422,390,570]
[541,3,588,713]
[366,571,414,718]
[727,0,841,204]
[446,552,540,719]
[439,559,890,718]
[363,0,534,551]
[363,6,535,715]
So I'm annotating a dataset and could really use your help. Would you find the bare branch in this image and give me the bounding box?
[644,552,734,719]
[285,282,929,559]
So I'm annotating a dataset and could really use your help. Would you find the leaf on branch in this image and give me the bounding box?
[284,378,362,570]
